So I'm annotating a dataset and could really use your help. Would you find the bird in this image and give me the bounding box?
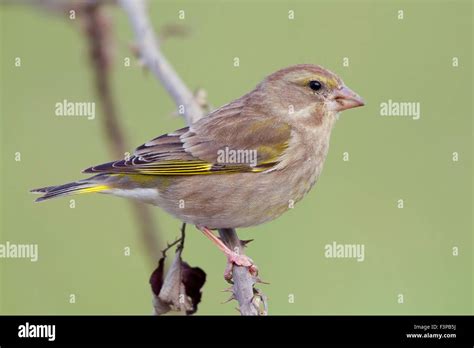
[31,64,364,278]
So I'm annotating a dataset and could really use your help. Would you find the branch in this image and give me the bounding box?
[82,2,162,263]
[118,0,204,125]
[218,229,260,315]
[119,0,266,315]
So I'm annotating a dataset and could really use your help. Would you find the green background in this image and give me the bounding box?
[0,0,472,315]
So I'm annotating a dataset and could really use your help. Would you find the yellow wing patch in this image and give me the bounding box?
[130,160,272,176]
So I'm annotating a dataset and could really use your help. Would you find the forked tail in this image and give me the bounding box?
[31,176,110,202]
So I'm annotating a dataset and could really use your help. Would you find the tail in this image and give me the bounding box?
[31,176,111,202]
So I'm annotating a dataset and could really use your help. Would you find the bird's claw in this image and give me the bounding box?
[224,252,258,282]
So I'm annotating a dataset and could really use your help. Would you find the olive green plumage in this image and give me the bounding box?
[32,64,364,229]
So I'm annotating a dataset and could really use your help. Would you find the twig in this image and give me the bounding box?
[218,229,259,315]
[161,223,186,257]
[82,2,161,263]
[118,0,204,125]
[119,0,264,315]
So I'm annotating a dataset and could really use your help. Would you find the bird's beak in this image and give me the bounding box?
[330,86,365,112]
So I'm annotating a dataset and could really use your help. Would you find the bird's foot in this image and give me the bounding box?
[197,225,258,282]
[223,251,258,282]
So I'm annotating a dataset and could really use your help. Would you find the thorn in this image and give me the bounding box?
[256,277,270,285]
[235,307,241,314]
[221,294,236,304]
[240,239,254,247]
[221,286,233,293]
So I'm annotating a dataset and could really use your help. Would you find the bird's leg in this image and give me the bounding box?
[197,226,258,281]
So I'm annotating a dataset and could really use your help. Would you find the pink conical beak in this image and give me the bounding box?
[331,86,365,112]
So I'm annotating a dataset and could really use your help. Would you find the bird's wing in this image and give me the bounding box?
[84,103,291,176]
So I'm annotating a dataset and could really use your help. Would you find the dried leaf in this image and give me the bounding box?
[150,248,206,315]
[181,261,206,315]
[150,257,165,296]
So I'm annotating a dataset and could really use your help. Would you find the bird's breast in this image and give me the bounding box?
[279,126,332,203]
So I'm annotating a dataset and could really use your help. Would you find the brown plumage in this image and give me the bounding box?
[32,64,364,230]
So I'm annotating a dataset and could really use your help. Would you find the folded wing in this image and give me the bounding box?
[84,103,291,176]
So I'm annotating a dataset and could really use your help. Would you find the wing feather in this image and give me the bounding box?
[84,98,291,176]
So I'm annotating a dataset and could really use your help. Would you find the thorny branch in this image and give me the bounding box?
[119,0,267,315]
[118,0,204,125]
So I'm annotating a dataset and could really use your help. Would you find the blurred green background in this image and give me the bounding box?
[0,0,472,315]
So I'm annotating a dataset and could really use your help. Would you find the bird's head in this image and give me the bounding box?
[256,64,364,126]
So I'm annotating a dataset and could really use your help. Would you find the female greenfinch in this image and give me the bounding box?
[32,64,364,274]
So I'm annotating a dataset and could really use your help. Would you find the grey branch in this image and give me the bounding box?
[118,0,204,125]
[119,0,265,315]
[218,229,260,315]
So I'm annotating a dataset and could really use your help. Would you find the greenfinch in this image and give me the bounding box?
[32,64,364,273]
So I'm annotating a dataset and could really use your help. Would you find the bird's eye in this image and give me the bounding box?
[309,80,322,91]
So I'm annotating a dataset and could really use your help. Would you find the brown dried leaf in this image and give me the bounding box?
[181,260,206,315]
[150,249,206,315]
